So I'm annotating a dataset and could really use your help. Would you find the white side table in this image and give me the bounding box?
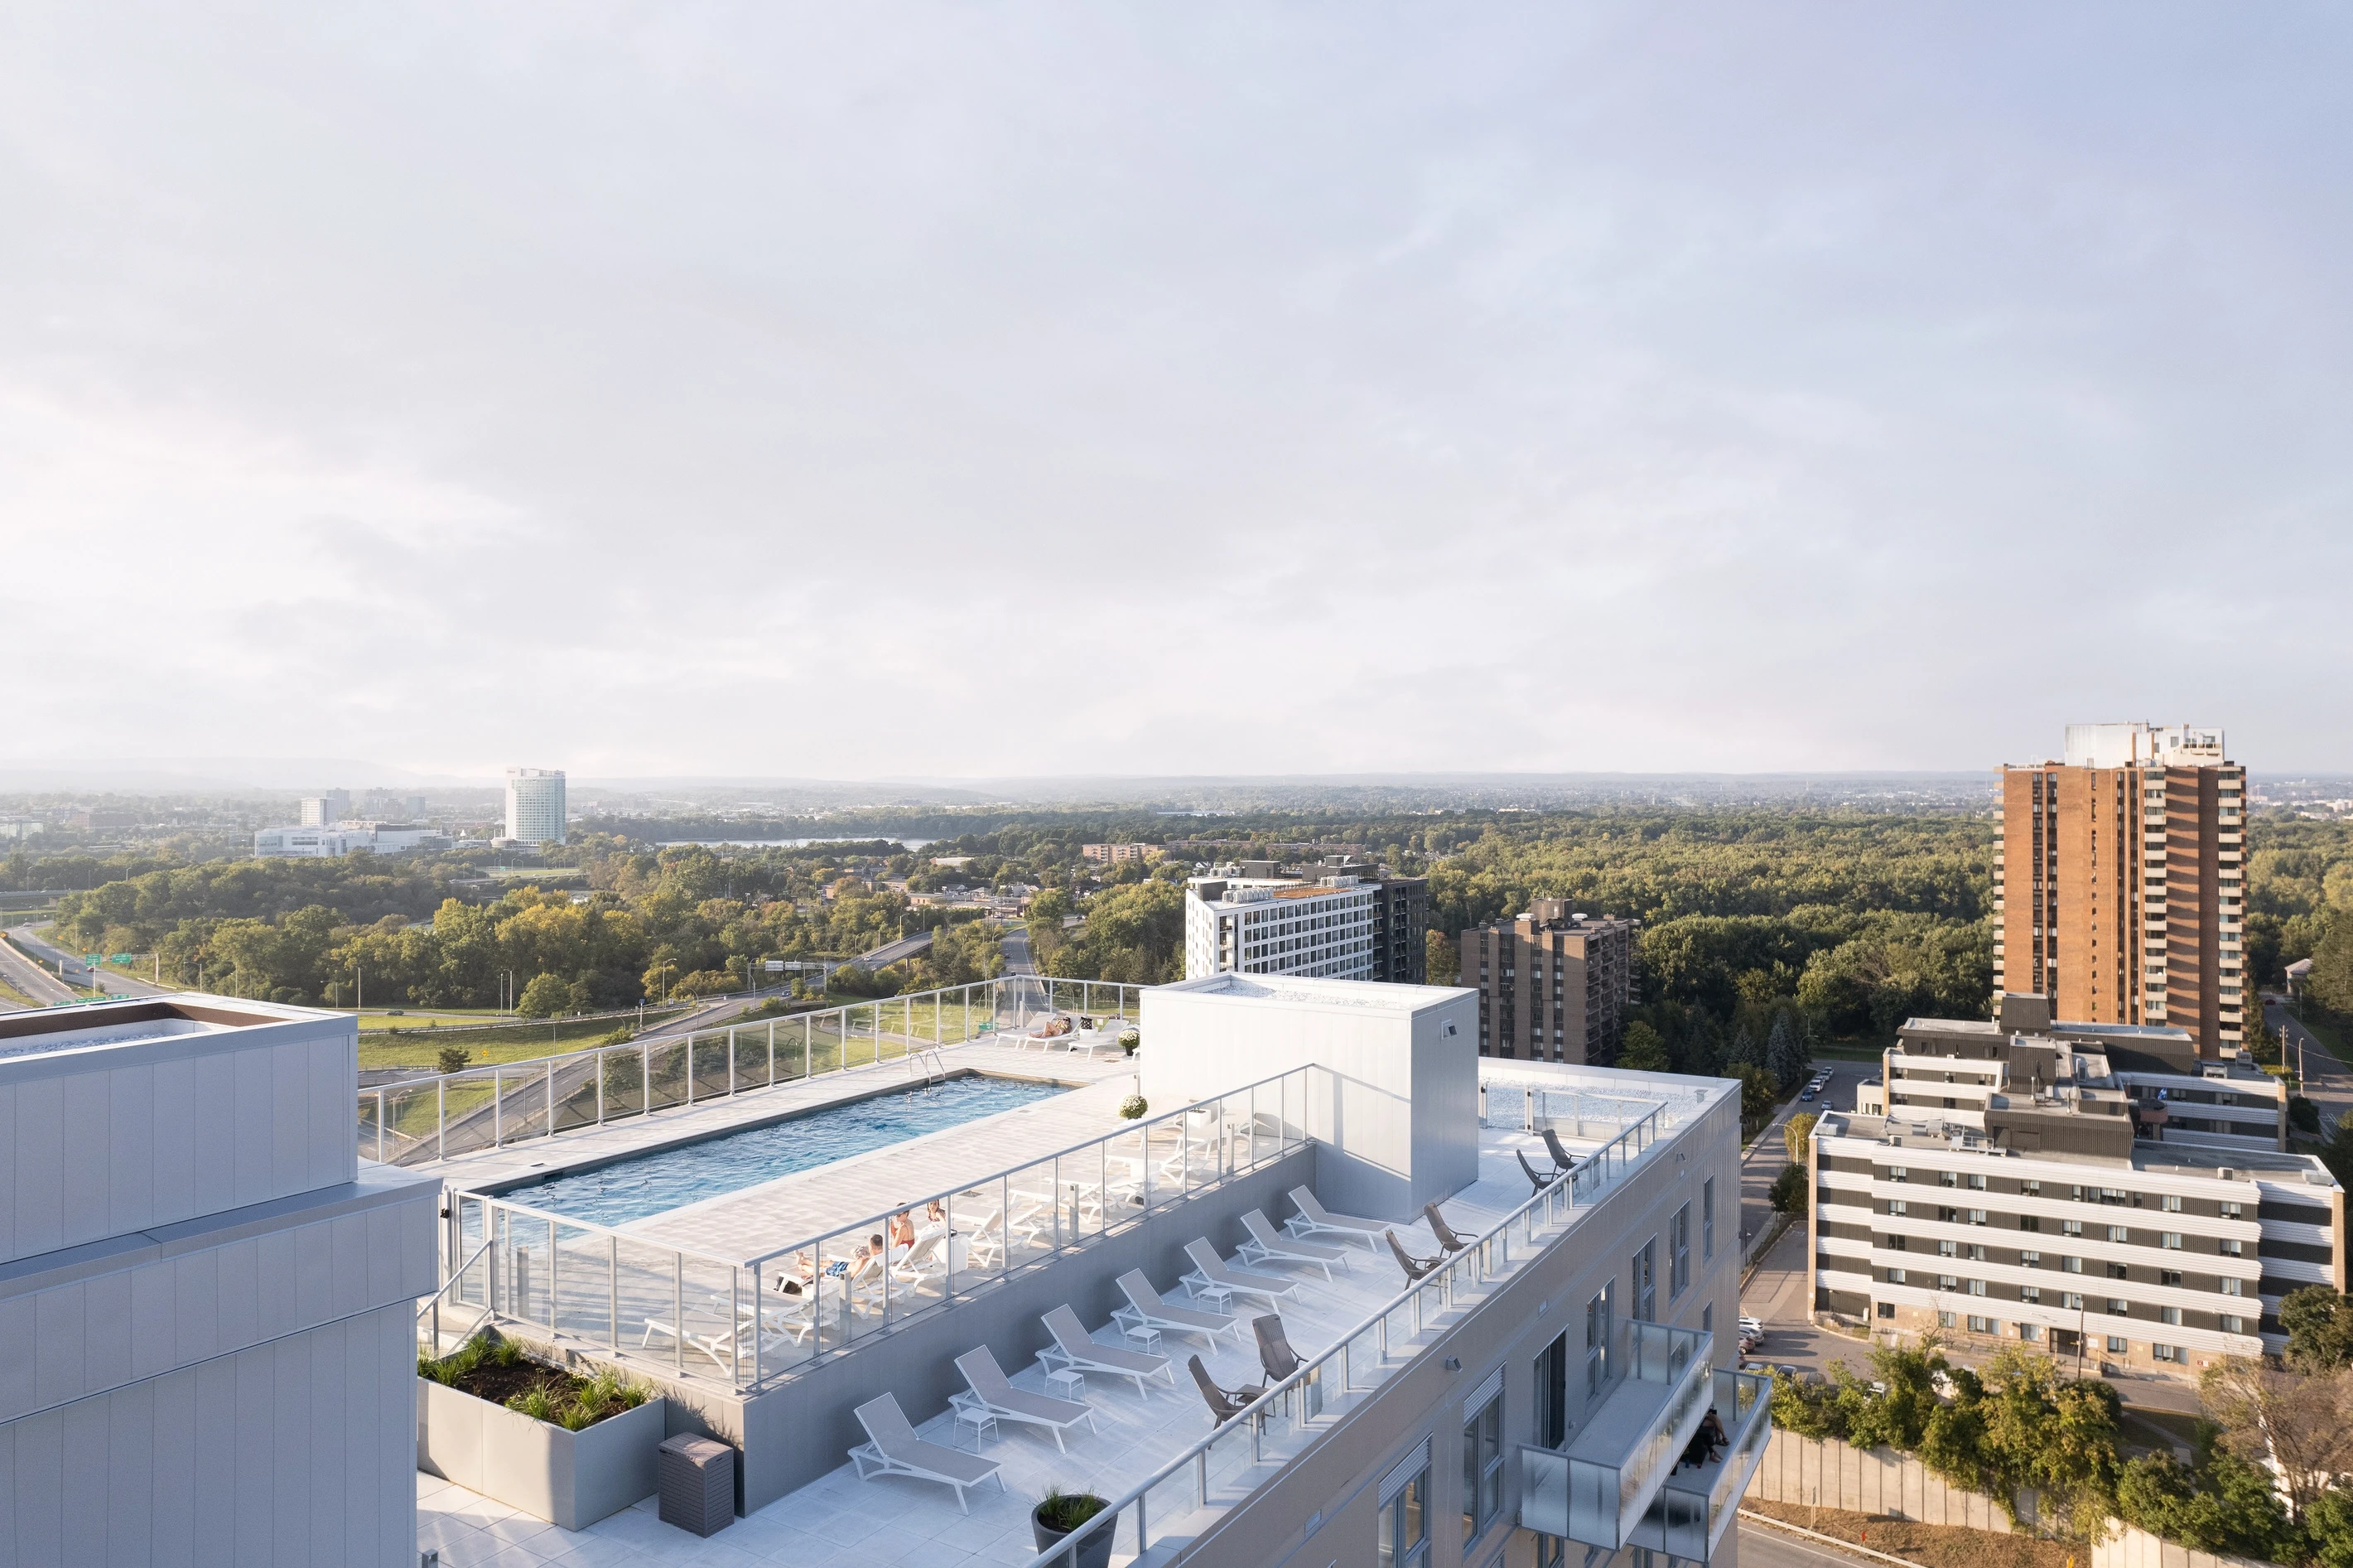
[948,1392,998,1451]
[1191,1281,1234,1312]
[1121,1320,1163,1354]
[1044,1368,1086,1402]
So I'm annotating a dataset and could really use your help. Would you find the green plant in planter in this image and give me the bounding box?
[1119,1093,1147,1120]
[1036,1486,1108,1533]
[508,1383,561,1422]
[1117,1029,1140,1057]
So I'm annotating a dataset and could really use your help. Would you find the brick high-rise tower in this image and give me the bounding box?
[1994,724,2247,1056]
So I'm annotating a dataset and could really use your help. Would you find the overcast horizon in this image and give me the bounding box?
[6,5,2347,778]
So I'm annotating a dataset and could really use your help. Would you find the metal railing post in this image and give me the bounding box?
[595,1054,605,1126]
[374,1090,385,1163]
[729,1026,738,1096]
[673,1253,684,1373]
[768,1020,776,1085]
[545,1067,554,1139]
[437,1078,446,1161]
[642,1040,650,1115]
[686,1035,697,1107]
[547,1215,559,1330]
[609,1235,619,1349]
[493,1069,503,1148]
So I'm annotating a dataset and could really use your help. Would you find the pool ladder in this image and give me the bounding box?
[907,1048,948,1087]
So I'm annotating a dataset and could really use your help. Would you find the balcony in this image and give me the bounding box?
[1518,1322,1744,1551]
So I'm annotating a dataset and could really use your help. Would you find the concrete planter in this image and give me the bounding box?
[417,1377,666,1530]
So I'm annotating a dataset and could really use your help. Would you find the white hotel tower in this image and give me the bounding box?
[504,767,567,847]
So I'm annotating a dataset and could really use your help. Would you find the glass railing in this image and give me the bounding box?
[1519,1320,1714,1551]
[1636,1367,1772,1561]
[358,976,1144,1165]
[1022,1102,1675,1568]
[436,1064,1309,1391]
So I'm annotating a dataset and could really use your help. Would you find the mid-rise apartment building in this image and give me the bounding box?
[254,822,452,858]
[1461,902,1639,1065]
[1995,722,2248,1054]
[504,765,567,846]
[1184,872,1379,981]
[1081,842,1153,863]
[1816,994,2338,1379]
[1183,857,1429,983]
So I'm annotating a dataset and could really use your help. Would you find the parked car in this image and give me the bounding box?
[1800,1090,1814,1101]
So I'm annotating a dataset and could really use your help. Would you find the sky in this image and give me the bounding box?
[3,4,2348,782]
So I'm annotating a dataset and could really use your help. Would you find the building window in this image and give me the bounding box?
[2062,1257,2083,1274]
[1889,1167,1908,1184]
[2020,1251,2041,1268]
[1464,1386,1503,1544]
[2106,1226,2129,1244]
[2152,1344,2182,1364]
[1632,1240,1656,1322]
[1940,1171,1959,1189]
[1967,1174,1987,1191]
[2062,1293,2084,1310]
[2160,1271,2182,1288]
[2020,1286,2041,1305]
[1967,1315,1994,1334]
[2020,1215,2040,1233]
[2062,1220,2083,1238]
[1887,1268,1907,1285]
[1671,1205,1691,1300]
[2220,1202,2242,1220]
[2221,1277,2243,1296]
[2109,1299,2130,1317]
[2221,1315,2246,1335]
[2161,1306,2182,1327]
[1968,1280,1987,1296]
[2018,1323,2043,1343]
[2161,1233,2182,1250]
[1704,1305,1713,1334]
[1939,1240,1958,1258]
[2107,1335,2127,1353]
[1703,1179,1715,1260]
[1889,1199,1908,1217]
[1381,1463,1430,1568]
[1937,1310,1957,1328]
[1585,1283,1613,1397]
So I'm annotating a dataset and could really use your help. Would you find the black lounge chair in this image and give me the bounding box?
[1188,1354,1264,1426]
[1517,1149,1560,1193]
[1424,1202,1473,1254]
[1253,1314,1304,1384]
[1541,1128,1583,1175]
[1386,1228,1442,1283]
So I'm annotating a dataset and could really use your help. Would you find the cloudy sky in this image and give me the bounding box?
[3,4,2347,781]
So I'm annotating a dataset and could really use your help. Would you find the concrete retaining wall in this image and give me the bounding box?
[1743,1429,2040,1533]
[2091,1524,2271,1568]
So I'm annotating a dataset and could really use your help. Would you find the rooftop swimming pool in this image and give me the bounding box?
[494,1074,1067,1226]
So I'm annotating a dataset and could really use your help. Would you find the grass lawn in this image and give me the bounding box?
[1743,1501,2067,1568]
[358,1007,694,1069]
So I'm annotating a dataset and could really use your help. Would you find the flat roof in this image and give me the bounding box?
[1156,973,1473,1011]
[0,996,328,1064]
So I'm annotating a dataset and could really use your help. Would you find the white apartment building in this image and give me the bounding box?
[1815,995,2341,1380]
[504,766,567,846]
[1183,872,1378,981]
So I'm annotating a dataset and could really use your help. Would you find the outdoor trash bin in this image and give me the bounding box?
[657,1435,734,1537]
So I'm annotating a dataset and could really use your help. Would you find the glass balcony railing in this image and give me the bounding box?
[1517,1321,1714,1550]
[1635,1368,1773,1560]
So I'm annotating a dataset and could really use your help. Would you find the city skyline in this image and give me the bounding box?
[2,7,2348,777]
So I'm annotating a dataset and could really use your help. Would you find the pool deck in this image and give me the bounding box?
[407,1040,1139,1213]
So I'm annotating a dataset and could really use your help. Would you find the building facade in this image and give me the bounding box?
[1461,903,1639,1065]
[1081,842,1154,863]
[504,766,567,846]
[1372,874,1431,985]
[298,789,352,827]
[1184,874,1379,981]
[1815,995,2339,1380]
[255,823,451,858]
[0,996,439,1562]
[1995,723,2248,1054]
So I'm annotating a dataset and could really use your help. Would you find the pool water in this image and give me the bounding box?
[498,1075,1067,1226]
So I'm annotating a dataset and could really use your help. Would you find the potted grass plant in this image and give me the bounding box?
[417,1332,668,1530]
[1032,1485,1116,1568]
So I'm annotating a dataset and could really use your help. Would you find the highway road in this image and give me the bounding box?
[4,923,168,999]
[1001,923,1037,976]
[0,924,76,1007]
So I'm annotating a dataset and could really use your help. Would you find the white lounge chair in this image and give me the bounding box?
[952,1347,1097,1451]
[850,1394,1005,1513]
[1037,1305,1176,1397]
[1237,1209,1350,1279]
[1284,1186,1386,1252]
[1114,1268,1238,1347]
[1183,1238,1300,1309]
